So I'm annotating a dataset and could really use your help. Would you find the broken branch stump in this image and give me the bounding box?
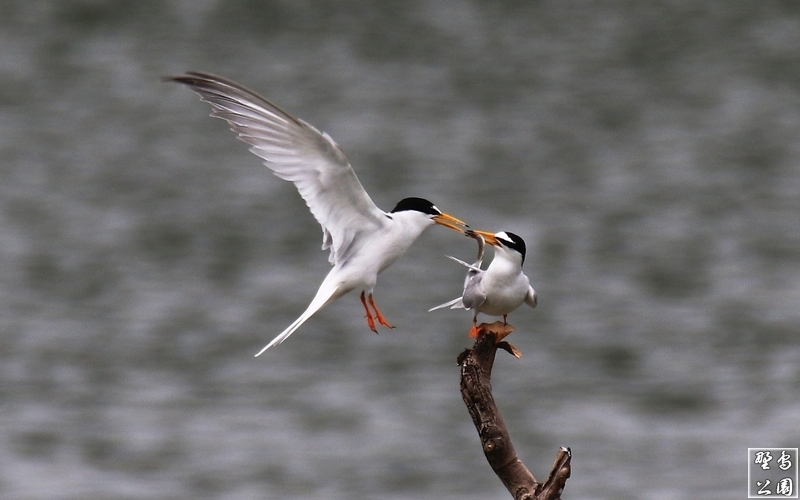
[458,322,571,500]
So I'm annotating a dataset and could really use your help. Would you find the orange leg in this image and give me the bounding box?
[368,294,395,329]
[360,291,378,333]
[468,316,481,338]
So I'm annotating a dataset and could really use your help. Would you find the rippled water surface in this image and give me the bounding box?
[2,1,799,499]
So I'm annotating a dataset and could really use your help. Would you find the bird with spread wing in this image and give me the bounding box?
[168,72,467,355]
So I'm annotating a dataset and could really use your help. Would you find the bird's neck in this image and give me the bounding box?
[387,211,431,240]
[486,254,521,276]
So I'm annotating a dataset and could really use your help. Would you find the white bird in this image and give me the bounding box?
[430,230,536,337]
[168,72,467,355]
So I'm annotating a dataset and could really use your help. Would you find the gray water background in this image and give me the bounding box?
[2,1,799,498]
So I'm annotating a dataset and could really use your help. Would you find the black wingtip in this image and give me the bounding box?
[162,73,193,84]
[162,71,212,84]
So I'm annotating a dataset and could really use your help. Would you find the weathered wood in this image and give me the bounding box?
[458,322,571,500]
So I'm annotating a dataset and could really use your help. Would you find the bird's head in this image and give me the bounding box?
[466,230,527,265]
[390,197,467,233]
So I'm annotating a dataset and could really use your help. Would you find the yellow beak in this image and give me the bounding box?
[466,229,498,246]
[433,213,468,233]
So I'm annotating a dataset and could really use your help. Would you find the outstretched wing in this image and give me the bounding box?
[169,71,387,265]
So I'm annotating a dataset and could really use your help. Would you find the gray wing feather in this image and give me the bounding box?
[460,271,486,310]
[525,286,538,308]
[170,72,386,265]
[429,241,487,312]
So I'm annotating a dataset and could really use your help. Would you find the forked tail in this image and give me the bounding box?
[428,254,478,312]
[428,297,464,312]
[254,278,341,356]
[444,254,482,273]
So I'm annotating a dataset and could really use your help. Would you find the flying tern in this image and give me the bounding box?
[430,230,536,337]
[168,72,467,355]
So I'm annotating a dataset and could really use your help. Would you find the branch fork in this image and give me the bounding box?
[458,324,571,500]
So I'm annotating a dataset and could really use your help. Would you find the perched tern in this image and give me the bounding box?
[168,72,467,355]
[430,230,536,337]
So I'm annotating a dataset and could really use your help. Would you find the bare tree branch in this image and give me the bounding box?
[458,322,571,500]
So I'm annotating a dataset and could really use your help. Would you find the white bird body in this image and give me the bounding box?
[431,230,536,337]
[262,209,437,351]
[168,72,466,355]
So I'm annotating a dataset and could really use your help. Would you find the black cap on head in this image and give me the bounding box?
[496,231,527,264]
[390,197,440,216]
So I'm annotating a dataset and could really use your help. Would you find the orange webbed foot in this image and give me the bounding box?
[360,292,379,333]
[368,295,395,329]
[473,321,520,358]
[473,321,515,342]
